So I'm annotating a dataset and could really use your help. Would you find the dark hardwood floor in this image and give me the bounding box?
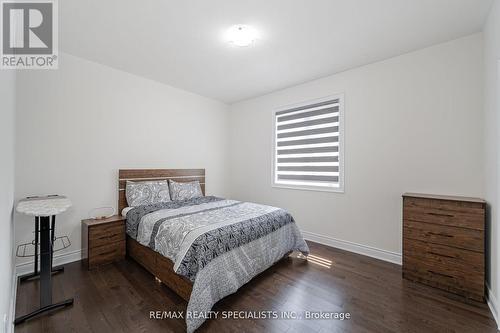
[15,241,498,333]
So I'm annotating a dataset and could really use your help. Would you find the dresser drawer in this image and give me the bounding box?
[403,256,484,301]
[89,221,125,248]
[404,196,484,212]
[403,203,484,230]
[403,220,483,252]
[88,240,125,269]
[403,238,483,272]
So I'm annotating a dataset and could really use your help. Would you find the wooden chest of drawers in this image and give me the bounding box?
[82,215,126,270]
[402,193,485,302]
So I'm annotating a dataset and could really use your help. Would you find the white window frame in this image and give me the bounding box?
[271,94,345,193]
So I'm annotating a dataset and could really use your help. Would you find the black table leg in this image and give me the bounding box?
[35,217,39,275]
[40,216,51,306]
[14,215,73,325]
[19,218,39,282]
[19,216,64,283]
[51,215,55,268]
[13,299,74,325]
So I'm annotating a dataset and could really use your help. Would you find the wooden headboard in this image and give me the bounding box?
[118,169,205,212]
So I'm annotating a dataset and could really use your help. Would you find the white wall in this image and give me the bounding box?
[483,0,500,322]
[15,53,229,267]
[228,34,484,261]
[0,70,16,332]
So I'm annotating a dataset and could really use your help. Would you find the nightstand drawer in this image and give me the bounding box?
[88,240,125,269]
[89,222,125,248]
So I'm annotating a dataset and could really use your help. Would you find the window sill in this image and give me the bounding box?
[272,183,344,193]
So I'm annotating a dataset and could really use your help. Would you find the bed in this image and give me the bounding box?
[118,169,309,332]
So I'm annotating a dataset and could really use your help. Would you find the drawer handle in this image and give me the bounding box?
[427,232,453,238]
[428,212,454,218]
[428,251,455,259]
[428,270,454,279]
[99,249,116,256]
[98,234,118,240]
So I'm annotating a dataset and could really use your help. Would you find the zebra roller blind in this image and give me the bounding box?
[273,96,343,191]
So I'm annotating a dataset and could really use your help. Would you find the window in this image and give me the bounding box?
[272,95,344,192]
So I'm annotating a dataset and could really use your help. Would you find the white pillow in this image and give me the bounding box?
[169,180,203,201]
[126,180,171,207]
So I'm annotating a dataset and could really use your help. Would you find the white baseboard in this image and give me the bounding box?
[486,282,499,329]
[15,248,82,277]
[301,230,402,265]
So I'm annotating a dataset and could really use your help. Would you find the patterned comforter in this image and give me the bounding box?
[126,196,309,332]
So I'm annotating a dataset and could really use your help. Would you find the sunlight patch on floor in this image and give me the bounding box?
[298,253,333,268]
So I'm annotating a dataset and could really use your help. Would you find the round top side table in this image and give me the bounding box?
[14,195,74,325]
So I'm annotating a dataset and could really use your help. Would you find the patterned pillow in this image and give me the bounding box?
[169,180,203,201]
[126,180,171,207]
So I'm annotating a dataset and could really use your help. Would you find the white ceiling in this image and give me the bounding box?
[60,0,493,104]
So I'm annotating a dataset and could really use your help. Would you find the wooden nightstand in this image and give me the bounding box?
[82,215,126,270]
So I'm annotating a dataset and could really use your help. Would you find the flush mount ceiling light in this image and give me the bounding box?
[225,25,259,47]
